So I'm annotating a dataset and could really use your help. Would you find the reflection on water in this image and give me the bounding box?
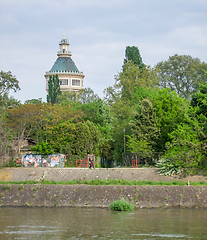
[0,207,206,239]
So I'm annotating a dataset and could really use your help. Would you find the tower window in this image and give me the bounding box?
[72,79,80,86]
[60,79,68,85]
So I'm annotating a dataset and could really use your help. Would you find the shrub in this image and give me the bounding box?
[110,199,134,211]
[156,158,183,176]
[3,185,10,190]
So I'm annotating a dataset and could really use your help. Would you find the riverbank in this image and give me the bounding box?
[0,168,207,209]
[1,184,207,208]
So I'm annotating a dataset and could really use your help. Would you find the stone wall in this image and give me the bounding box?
[0,184,207,209]
[1,168,207,209]
[1,168,207,183]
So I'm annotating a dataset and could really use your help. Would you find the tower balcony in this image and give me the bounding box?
[57,51,72,57]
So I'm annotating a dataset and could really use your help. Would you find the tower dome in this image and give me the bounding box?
[45,35,84,93]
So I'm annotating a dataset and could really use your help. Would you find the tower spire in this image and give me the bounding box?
[63,21,65,37]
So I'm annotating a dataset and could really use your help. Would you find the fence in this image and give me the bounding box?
[76,159,88,168]
[96,157,112,168]
[122,152,163,167]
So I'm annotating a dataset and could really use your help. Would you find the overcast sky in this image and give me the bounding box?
[0,0,207,103]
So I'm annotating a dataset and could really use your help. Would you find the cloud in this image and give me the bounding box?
[0,0,207,102]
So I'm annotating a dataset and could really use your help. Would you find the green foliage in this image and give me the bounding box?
[116,62,158,104]
[191,82,207,117]
[110,199,134,211]
[152,88,188,152]
[131,86,157,107]
[0,180,39,184]
[130,98,160,150]
[123,46,144,70]
[24,98,42,104]
[47,74,61,105]
[30,141,54,155]
[77,87,100,104]
[3,185,10,190]
[1,179,207,185]
[155,54,207,99]
[156,158,183,176]
[0,70,20,95]
[126,137,152,158]
[163,119,207,174]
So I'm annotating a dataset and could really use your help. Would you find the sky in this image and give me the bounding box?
[0,0,207,103]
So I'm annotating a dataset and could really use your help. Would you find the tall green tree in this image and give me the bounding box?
[129,98,160,151]
[155,54,207,99]
[123,46,144,70]
[47,74,61,105]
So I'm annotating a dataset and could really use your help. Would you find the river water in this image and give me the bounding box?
[0,208,206,239]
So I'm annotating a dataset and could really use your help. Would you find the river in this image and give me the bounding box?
[0,208,206,239]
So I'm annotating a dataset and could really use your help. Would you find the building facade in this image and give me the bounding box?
[45,35,84,93]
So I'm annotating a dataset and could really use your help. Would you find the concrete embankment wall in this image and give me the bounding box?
[1,167,207,183]
[0,184,207,209]
[0,168,207,209]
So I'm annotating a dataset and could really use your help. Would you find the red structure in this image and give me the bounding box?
[131,159,138,168]
[76,159,88,168]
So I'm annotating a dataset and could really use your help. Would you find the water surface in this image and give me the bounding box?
[0,208,206,239]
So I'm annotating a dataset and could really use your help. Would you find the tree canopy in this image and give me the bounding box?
[155,54,207,99]
[123,46,144,70]
[0,71,20,95]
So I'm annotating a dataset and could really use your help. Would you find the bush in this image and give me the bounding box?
[3,185,10,190]
[156,158,183,176]
[110,199,134,211]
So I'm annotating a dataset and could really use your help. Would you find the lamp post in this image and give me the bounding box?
[123,128,126,153]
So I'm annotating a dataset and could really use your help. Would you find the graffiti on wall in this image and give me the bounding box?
[22,154,66,168]
[22,154,42,167]
[42,154,65,168]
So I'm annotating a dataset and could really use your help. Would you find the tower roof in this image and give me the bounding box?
[49,57,80,73]
[59,35,69,45]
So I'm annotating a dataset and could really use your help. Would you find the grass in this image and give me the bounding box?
[0,179,207,186]
[110,199,134,211]
[0,180,38,185]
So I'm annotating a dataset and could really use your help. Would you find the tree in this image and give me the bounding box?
[24,98,42,104]
[77,87,100,104]
[78,98,112,158]
[155,54,207,99]
[0,71,21,110]
[5,103,43,153]
[163,115,207,174]
[57,91,77,106]
[0,71,20,95]
[105,62,158,106]
[191,82,207,117]
[152,88,189,152]
[123,46,144,70]
[47,74,61,105]
[30,141,54,155]
[129,98,160,151]
[0,117,14,167]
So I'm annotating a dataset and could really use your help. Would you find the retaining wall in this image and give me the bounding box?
[0,184,207,209]
[1,168,207,209]
[1,168,207,183]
